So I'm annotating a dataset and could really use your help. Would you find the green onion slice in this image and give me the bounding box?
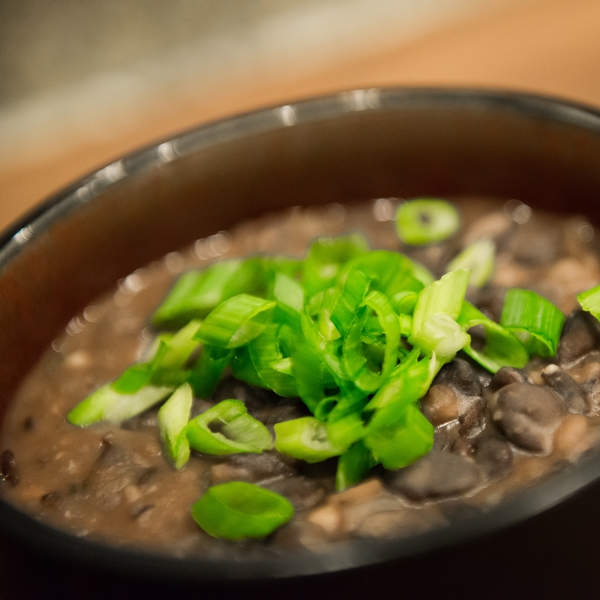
[152,258,266,327]
[500,289,565,357]
[274,416,347,462]
[365,349,438,411]
[342,291,400,392]
[67,383,173,426]
[330,267,371,337]
[230,346,267,388]
[577,283,600,321]
[186,399,273,455]
[458,301,528,373]
[364,403,434,469]
[248,323,298,397]
[303,234,370,296]
[410,269,471,360]
[446,239,496,288]
[157,383,193,469]
[187,345,233,398]
[272,272,304,328]
[339,250,426,297]
[336,441,377,492]
[195,294,276,349]
[191,481,294,540]
[395,198,460,246]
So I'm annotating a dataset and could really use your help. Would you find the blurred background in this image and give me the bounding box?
[1,0,600,231]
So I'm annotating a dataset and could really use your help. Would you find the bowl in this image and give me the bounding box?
[2,88,600,595]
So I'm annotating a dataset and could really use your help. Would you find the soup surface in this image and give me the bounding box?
[2,197,600,557]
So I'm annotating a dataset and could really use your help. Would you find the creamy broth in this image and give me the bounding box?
[2,197,600,556]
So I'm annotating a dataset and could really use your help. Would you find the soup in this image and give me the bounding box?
[1,196,600,557]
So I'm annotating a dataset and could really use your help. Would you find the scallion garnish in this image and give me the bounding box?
[395,198,460,245]
[157,383,193,469]
[191,482,294,540]
[274,416,348,462]
[458,302,528,373]
[577,283,600,320]
[186,399,273,455]
[446,239,496,288]
[500,289,565,357]
[68,204,570,532]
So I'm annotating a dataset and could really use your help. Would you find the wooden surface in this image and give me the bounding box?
[1,0,600,230]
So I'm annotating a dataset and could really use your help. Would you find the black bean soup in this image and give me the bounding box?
[2,197,600,557]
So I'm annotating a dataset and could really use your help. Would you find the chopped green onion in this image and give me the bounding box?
[230,346,268,388]
[274,417,347,462]
[187,345,233,398]
[326,411,366,449]
[330,267,371,337]
[342,291,400,392]
[67,383,173,426]
[152,259,266,327]
[195,294,275,349]
[458,301,528,372]
[157,383,192,469]
[365,349,438,411]
[303,234,370,296]
[364,403,434,469]
[410,269,471,360]
[336,441,377,492]
[447,239,496,288]
[192,482,294,540]
[272,272,304,328]
[578,283,600,320]
[395,198,460,246]
[248,323,298,397]
[186,399,273,455]
[500,289,565,357]
[339,250,426,297]
[111,362,156,394]
[394,291,418,315]
[149,320,203,387]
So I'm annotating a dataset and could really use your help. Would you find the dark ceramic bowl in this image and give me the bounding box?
[2,88,600,593]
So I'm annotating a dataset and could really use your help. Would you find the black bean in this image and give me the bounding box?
[385,451,480,501]
[258,398,310,425]
[262,476,326,511]
[213,377,279,417]
[488,367,533,392]
[491,383,565,452]
[451,437,473,457]
[542,364,589,414]
[227,452,298,478]
[211,452,299,485]
[40,492,61,507]
[468,324,487,352]
[421,385,459,426]
[558,310,600,366]
[433,358,482,397]
[473,437,513,479]
[474,285,507,323]
[1,449,18,486]
[458,397,485,436]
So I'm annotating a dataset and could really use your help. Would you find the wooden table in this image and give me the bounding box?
[2,0,600,231]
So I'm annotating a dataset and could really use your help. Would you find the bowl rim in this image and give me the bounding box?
[2,86,600,581]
